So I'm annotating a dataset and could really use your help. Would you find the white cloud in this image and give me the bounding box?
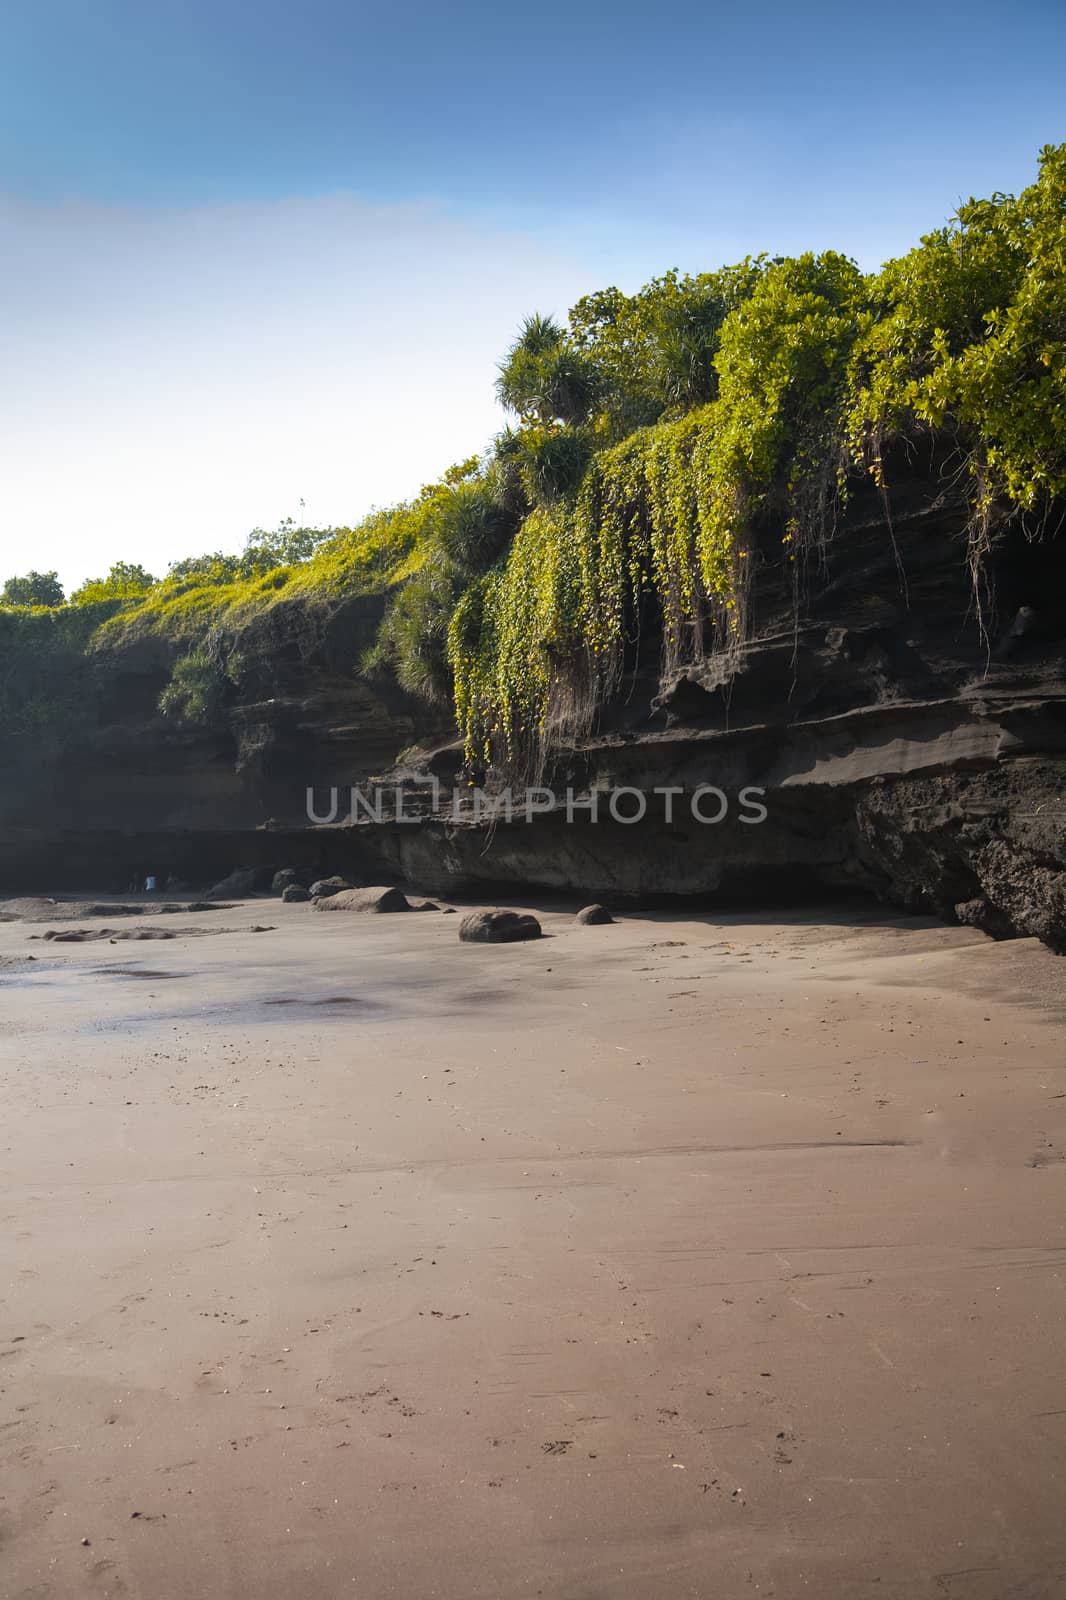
[0,192,594,590]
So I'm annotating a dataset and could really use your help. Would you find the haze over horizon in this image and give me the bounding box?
[2,0,1064,592]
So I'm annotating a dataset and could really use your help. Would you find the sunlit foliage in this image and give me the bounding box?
[848,143,1066,520]
[70,562,157,605]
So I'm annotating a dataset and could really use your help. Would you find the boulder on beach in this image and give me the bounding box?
[281,884,311,903]
[272,867,308,895]
[575,904,614,925]
[411,899,440,912]
[312,886,411,913]
[458,909,542,943]
[206,866,272,900]
[308,875,352,899]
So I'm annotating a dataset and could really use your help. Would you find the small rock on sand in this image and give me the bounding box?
[309,876,352,899]
[575,904,614,925]
[458,909,542,943]
[281,885,311,903]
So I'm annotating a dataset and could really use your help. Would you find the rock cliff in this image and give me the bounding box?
[2,471,1064,947]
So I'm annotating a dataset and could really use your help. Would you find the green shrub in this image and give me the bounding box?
[70,562,156,605]
[570,261,766,435]
[849,145,1066,516]
[158,648,229,726]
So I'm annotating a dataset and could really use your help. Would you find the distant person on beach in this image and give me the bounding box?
[144,874,157,893]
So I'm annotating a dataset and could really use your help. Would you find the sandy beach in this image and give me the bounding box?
[2,897,1065,1599]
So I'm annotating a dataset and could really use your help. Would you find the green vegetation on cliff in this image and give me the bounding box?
[2,571,65,608]
[3,145,1064,762]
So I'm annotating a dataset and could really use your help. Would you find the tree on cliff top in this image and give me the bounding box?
[2,571,65,608]
[70,562,157,605]
[495,314,604,428]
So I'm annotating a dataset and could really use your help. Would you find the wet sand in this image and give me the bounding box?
[1,898,1065,1598]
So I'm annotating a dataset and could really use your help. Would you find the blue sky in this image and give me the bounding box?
[2,0,1064,590]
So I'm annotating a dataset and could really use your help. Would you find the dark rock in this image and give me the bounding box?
[308,876,352,899]
[271,867,308,895]
[993,604,1043,660]
[411,899,440,911]
[575,904,614,925]
[281,884,311,903]
[458,909,542,943]
[954,897,1013,939]
[972,839,1066,953]
[312,886,411,913]
[206,866,272,900]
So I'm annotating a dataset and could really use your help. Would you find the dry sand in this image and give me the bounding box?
[1,897,1065,1598]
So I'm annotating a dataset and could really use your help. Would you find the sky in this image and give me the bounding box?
[2,0,1064,592]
